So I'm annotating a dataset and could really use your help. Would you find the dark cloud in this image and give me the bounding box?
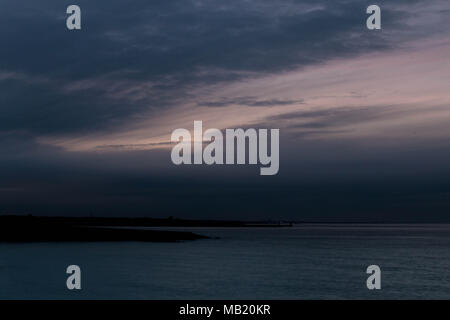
[0,0,431,135]
[260,105,449,135]
[95,141,173,151]
[2,134,450,221]
[198,96,304,108]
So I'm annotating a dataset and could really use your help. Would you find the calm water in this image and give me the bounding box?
[1,224,450,299]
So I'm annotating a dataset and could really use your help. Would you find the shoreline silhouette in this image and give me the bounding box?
[0,215,292,243]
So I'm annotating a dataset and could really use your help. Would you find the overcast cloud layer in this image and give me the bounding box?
[1,0,450,220]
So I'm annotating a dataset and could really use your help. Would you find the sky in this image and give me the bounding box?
[1,0,450,221]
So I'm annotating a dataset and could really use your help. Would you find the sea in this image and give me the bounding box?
[1,224,450,299]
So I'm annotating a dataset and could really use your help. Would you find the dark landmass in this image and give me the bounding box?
[0,215,293,228]
[0,215,293,243]
[0,215,209,243]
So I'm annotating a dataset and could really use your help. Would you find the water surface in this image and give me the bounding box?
[1,224,450,299]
